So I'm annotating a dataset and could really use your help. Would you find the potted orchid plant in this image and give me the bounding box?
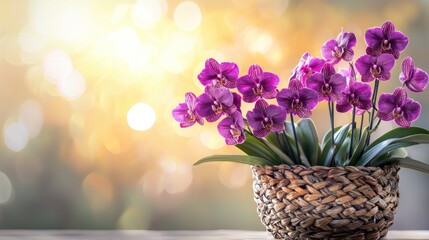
[172,21,429,240]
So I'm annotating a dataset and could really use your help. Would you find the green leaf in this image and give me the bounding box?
[265,132,281,149]
[370,148,407,166]
[296,119,321,166]
[194,155,273,166]
[349,127,369,166]
[371,157,429,174]
[356,134,429,166]
[235,133,280,165]
[368,127,429,150]
[334,138,350,166]
[321,126,341,150]
[260,138,295,165]
[320,124,350,166]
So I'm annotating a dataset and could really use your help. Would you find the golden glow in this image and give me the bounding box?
[0,0,426,230]
[132,0,168,29]
[173,1,202,31]
[43,50,73,83]
[58,69,87,101]
[127,103,156,131]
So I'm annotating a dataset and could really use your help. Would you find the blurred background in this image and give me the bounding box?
[0,0,429,230]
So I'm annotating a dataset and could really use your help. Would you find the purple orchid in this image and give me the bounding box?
[246,99,286,138]
[276,79,319,118]
[232,92,242,113]
[198,58,239,88]
[336,80,372,113]
[321,29,356,65]
[217,111,245,145]
[195,86,236,122]
[365,20,409,59]
[236,65,280,103]
[399,57,429,93]
[172,92,204,128]
[355,54,395,82]
[290,52,325,84]
[377,87,421,128]
[306,63,347,102]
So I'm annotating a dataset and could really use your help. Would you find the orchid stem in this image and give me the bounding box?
[283,124,296,163]
[349,106,356,159]
[358,112,365,141]
[328,101,335,147]
[289,114,301,165]
[367,79,380,145]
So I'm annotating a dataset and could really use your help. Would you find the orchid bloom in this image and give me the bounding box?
[355,54,395,82]
[336,80,372,113]
[399,57,429,93]
[172,92,204,128]
[306,63,347,102]
[217,111,245,145]
[198,58,239,88]
[195,86,236,122]
[321,29,356,65]
[290,52,325,84]
[365,20,409,59]
[377,87,421,128]
[276,79,319,118]
[246,99,286,138]
[236,65,280,103]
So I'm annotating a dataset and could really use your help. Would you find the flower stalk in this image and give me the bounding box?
[289,113,301,165]
[283,124,296,163]
[349,106,356,159]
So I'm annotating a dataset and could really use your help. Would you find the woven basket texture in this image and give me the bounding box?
[252,164,400,240]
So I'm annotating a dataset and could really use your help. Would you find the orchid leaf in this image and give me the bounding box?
[357,134,429,166]
[320,124,350,166]
[194,155,273,167]
[236,133,280,165]
[334,138,350,166]
[321,126,341,150]
[349,127,369,165]
[370,157,429,174]
[260,138,295,165]
[297,119,321,166]
[370,148,407,166]
[368,127,429,150]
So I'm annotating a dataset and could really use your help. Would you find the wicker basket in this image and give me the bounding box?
[252,164,400,240]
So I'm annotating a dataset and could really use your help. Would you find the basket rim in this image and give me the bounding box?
[252,163,399,172]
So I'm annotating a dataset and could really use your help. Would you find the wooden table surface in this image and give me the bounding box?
[0,230,427,240]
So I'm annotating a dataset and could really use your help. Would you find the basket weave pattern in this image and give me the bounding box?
[252,165,400,240]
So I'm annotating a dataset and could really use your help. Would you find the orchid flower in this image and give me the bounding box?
[378,87,421,128]
[365,21,408,59]
[246,99,286,138]
[198,58,239,88]
[172,92,204,128]
[399,57,429,93]
[236,65,280,103]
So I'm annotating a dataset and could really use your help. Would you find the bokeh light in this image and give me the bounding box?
[0,172,13,204]
[43,50,73,83]
[19,100,44,138]
[58,69,87,101]
[3,122,29,152]
[173,1,202,31]
[127,103,156,131]
[132,0,168,29]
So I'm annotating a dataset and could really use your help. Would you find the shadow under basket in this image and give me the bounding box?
[252,164,400,240]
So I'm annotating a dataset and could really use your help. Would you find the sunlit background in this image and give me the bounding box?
[0,0,429,230]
